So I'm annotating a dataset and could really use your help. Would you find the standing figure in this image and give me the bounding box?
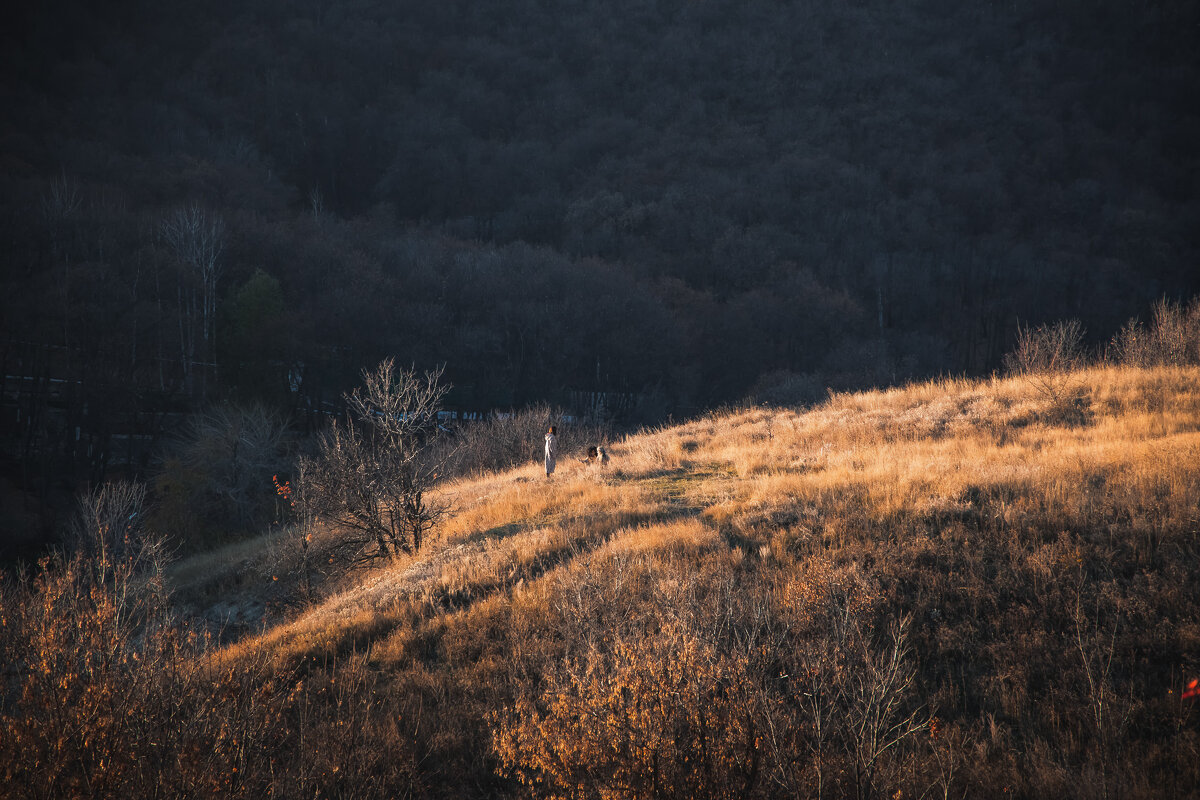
[597,445,609,468]
[545,425,558,477]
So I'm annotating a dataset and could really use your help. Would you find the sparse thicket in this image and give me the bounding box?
[149,403,292,550]
[439,402,611,478]
[67,480,156,567]
[495,617,765,800]
[1109,296,1200,367]
[266,467,324,603]
[0,514,171,798]
[1004,296,1200,378]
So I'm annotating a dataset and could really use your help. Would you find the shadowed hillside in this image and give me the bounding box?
[5,364,1198,798]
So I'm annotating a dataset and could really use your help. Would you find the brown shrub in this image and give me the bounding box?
[493,552,928,800]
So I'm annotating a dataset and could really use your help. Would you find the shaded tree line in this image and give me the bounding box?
[1,0,1198,550]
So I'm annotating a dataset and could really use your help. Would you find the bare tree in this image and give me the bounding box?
[1004,318,1085,376]
[69,481,163,577]
[841,615,926,800]
[1074,592,1132,800]
[298,360,451,565]
[173,404,292,533]
[159,205,225,396]
[792,603,925,800]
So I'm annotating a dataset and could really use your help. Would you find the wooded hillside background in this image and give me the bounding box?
[2,0,1197,549]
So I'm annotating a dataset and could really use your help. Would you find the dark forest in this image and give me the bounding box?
[2,0,1198,552]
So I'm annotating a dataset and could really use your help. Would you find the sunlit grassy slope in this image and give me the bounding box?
[211,366,1200,798]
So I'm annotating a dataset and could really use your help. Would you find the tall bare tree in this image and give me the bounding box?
[159,205,225,396]
[68,481,162,575]
[298,360,450,564]
[41,173,82,361]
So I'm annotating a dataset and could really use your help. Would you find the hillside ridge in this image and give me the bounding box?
[6,364,1196,797]
[207,365,1199,662]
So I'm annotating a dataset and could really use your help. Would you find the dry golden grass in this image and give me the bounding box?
[16,365,1195,798]
[201,366,1200,798]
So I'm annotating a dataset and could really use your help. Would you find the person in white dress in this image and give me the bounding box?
[545,425,558,477]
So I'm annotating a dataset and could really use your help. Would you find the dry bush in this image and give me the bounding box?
[1004,319,1086,376]
[1109,296,1200,367]
[494,618,763,800]
[492,549,928,800]
[0,489,172,799]
[67,480,157,568]
[754,561,928,800]
[1003,319,1088,410]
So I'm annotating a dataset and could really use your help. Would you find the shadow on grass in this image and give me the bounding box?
[279,501,709,670]
[271,464,738,669]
